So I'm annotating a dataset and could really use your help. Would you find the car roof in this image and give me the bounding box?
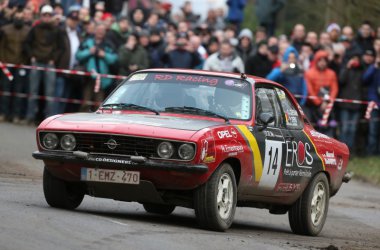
[137,68,283,88]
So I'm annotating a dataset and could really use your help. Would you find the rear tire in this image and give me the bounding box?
[142,203,175,215]
[288,172,329,236]
[43,167,84,209]
[194,163,237,231]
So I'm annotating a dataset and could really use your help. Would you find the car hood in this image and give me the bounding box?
[41,113,223,140]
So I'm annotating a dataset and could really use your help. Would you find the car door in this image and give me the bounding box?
[250,87,286,194]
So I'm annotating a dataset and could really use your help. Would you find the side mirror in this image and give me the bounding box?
[258,112,274,126]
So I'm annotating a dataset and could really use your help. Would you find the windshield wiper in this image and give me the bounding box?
[165,106,230,123]
[102,103,160,115]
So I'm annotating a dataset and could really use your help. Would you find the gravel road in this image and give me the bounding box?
[0,122,379,250]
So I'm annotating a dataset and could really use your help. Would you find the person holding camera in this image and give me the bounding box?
[162,32,201,69]
[362,38,380,155]
[76,23,118,112]
[266,46,307,105]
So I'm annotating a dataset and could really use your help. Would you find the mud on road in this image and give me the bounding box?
[0,123,379,250]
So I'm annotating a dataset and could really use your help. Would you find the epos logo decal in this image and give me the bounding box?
[217,128,238,139]
[285,141,313,168]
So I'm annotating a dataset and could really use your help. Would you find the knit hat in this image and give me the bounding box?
[238,28,253,40]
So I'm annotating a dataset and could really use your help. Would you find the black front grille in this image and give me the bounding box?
[75,134,158,157]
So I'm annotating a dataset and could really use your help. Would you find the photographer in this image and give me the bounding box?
[362,38,380,155]
[266,46,307,105]
[76,23,118,112]
[162,32,201,69]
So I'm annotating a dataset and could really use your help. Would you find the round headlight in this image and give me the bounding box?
[157,142,174,159]
[178,144,195,160]
[60,134,76,151]
[42,133,58,150]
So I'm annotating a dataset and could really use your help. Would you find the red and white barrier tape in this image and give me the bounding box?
[0,91,101,106]
[0,62,379,109]
[320,101,334,126]
[0,62,14,81]
[1,62,127,81]
[365,101,378,120]
[91,69,101,93]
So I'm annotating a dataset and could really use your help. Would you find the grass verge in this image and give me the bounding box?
[347,157,380,185]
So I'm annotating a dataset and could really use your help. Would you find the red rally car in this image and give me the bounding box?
[33,69,351,236]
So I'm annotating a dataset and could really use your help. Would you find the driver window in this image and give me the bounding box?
[255,88,283,127]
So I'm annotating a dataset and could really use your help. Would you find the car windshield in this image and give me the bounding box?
[103,72,252,120]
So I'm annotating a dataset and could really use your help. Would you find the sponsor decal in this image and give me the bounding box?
[154,74,219,85]
[337,156,343,170]
[90,157,137,165]
[283,168,312,177]
[224,79,247,89]
[322,151,337,166]
[204,155,216,163]
[276,183,301,192]
[201,136,216,163]
[129,73,147,81]
[310,130,330,139]
[285,141,313,168]
[221,140,244,156]
[217,128,238,139]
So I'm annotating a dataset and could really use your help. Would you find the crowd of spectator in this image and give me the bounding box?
[0,0,379,156]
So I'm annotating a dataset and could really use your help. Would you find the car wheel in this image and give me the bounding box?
[194,163,237,231]
[142,203,176,215]
[288,172,329,236]
[43,167,84,209]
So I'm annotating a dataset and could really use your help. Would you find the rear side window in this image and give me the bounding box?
[275,88,303,129]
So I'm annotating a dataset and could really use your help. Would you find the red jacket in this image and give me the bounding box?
[305,50,338,106]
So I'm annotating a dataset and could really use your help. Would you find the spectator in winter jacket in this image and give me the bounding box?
[362,38,380,155]
[338,52,364,151]
[76,23,118,111]
[245,41,273,77]
[236,28,254,64]
[0,10,30,123]
[118,32,149,75]
[106,16,131,51]
[304,50,339,136]
[24,5,63,124]
[162,32,201,69]
[291,24,306,53]
[267,46,307,105]
[203,40,244,73]
[147,29,166,68]
[355,21,374,52]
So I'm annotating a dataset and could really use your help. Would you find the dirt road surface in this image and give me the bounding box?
[0,122,379,250]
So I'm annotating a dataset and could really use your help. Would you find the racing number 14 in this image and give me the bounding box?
[259,140,283,189]
[267,147,279,175]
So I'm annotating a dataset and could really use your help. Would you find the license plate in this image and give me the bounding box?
[81,168,140,184]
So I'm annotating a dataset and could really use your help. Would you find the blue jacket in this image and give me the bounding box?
[266,46,307,105]
[363,64,380,104]
[76,38,118,90]
[227,0,246,23]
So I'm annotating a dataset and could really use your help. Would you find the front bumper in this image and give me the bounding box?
[32,151,208,173]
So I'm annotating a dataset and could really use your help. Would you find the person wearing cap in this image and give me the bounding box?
[362,38,380,155]
[118,32,149,76]
[162,32,201,69]
[24,4,63,124]
[54,6,81,114]
[0,9,31,123]
[338,51,365,151]
[236,28,254,64]
[203,39,244,73]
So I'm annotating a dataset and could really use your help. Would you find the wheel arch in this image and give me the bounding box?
[221,157,241,186]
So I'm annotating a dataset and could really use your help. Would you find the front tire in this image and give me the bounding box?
[194,163,237,231]
[142,203,176,215]
[43,167,84,209]
[288,172,329,236]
